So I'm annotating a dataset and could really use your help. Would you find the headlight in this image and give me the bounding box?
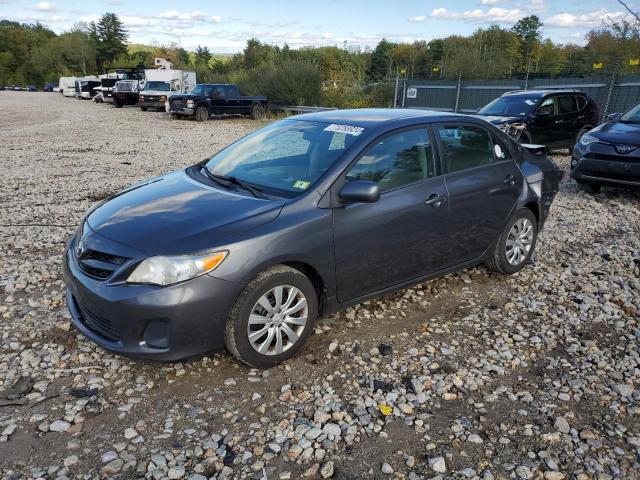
[160,95,166,102]
[127,251,227,286]
[187,99,194,107]
[580,133,598,146]
[139,95,144,99]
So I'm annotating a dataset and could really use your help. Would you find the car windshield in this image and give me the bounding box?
[478,96,540,117]
[190,85,213,95]
[144,81,170,91]
[204,119,363,197]
[620,104,640,123]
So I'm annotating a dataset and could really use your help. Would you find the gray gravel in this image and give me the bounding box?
[1,91,639,480]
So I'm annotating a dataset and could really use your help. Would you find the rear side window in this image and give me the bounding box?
[437,125,494,173]
[346,128,433,192]
[558,96,577,114]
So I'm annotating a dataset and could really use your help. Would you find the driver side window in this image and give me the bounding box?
[536,97,556,115]
[346,128,433,193]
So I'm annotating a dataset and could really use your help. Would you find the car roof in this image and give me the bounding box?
[293,108,470,127]
[502,89,586,98]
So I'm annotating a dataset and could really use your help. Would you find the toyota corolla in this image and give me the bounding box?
[63,109,562,368]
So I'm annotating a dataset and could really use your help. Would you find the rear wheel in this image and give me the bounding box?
[577,182,601,194]
[251,103,266,120]
[225,265,318,368]
[486,209,538,274]
[195,106,209,122]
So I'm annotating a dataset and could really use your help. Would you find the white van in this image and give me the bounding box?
[59,76,78,96]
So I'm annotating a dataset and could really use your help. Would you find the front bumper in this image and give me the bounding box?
[169,107,195,116]
[571,144,640,189]
[63,239,243,361]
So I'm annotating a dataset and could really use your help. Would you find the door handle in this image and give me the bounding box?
[425,194,447,208]
[503,174,516,185]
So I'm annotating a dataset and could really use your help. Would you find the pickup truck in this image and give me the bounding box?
[167,83,268,121]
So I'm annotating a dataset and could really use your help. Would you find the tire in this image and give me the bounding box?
[577,182,601,194]
[250,103,266,120]
[225,265,318,368]
[140,107,147,112]
[195,106,209,122]
[572,126,591,155]
[486,208,538,275]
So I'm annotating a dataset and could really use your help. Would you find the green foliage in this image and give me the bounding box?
[194,45,212,66]
[93,13,127,70]
[235,61,322,105]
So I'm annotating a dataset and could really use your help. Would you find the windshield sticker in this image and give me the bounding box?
[324,124,364,136]
[293,180,311,190]
[524,99,536,105]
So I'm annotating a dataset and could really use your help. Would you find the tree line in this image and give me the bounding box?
[1,12,639,107]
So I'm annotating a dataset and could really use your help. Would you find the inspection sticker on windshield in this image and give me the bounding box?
[293,180,311,190]
[324,124,364,136]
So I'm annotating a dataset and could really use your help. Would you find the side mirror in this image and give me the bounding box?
[339,180,380,204]
[606,112,621,122]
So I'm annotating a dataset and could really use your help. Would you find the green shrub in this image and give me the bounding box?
[237,61,322,106]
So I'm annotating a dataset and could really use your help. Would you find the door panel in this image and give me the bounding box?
[444,162,521,263]
[333,177,449,301]
[530,96,558,145]
[435,123,522,265]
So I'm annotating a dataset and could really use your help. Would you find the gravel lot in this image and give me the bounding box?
[1,91,639,480]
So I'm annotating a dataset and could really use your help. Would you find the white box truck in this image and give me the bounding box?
[139,59,196,111]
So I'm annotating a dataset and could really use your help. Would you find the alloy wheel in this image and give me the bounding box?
[247,285,308,355]
[505,218,534,266]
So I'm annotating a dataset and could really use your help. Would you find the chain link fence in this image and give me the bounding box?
[396,67,640,120]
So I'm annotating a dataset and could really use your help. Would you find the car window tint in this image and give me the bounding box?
[537,97,556,115]
[437,125,494,173]
[346,128,433,192]
[576,96,587,110]
[558,96,577,114]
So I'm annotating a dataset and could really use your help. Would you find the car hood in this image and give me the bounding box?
[169,93,201,101]
[476,114,524,125]
[591,121,640,146]
[87,170,285,256]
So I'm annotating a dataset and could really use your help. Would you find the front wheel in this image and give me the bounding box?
[140,106,147,112]
[195,106,209,122]
[486,209,538,274]
[225,265,318,368]
[251,103,266,120]
[113,97,122,108]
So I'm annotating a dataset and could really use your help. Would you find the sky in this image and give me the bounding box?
[0,0,637,53]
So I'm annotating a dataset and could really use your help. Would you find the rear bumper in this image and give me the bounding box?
[63,241,243,361]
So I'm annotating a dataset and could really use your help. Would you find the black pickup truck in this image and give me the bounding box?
[167,83,268,121]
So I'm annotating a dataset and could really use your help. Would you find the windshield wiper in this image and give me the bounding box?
[202,167,266,199]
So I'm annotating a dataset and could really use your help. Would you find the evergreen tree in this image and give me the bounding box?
[93,13,127,70]
[194,45,212,66]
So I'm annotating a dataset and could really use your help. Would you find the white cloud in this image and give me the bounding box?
[431,7,523,23]
[545,9,627,28]
[32,1,56,11]
[158,10,221,24]
[121,15,158,28]
[530,0,545,12]
[480,0,507,5]
[408,15,426,22]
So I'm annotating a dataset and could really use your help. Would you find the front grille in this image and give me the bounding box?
[77,301,120,341]
[171,99,184,109]
[115,81,134,92]
[78,249,129,280]
[585,152,640,163]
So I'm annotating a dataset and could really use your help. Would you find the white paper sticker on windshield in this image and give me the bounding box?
[524,99,536,105]
[324,124,364,136]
